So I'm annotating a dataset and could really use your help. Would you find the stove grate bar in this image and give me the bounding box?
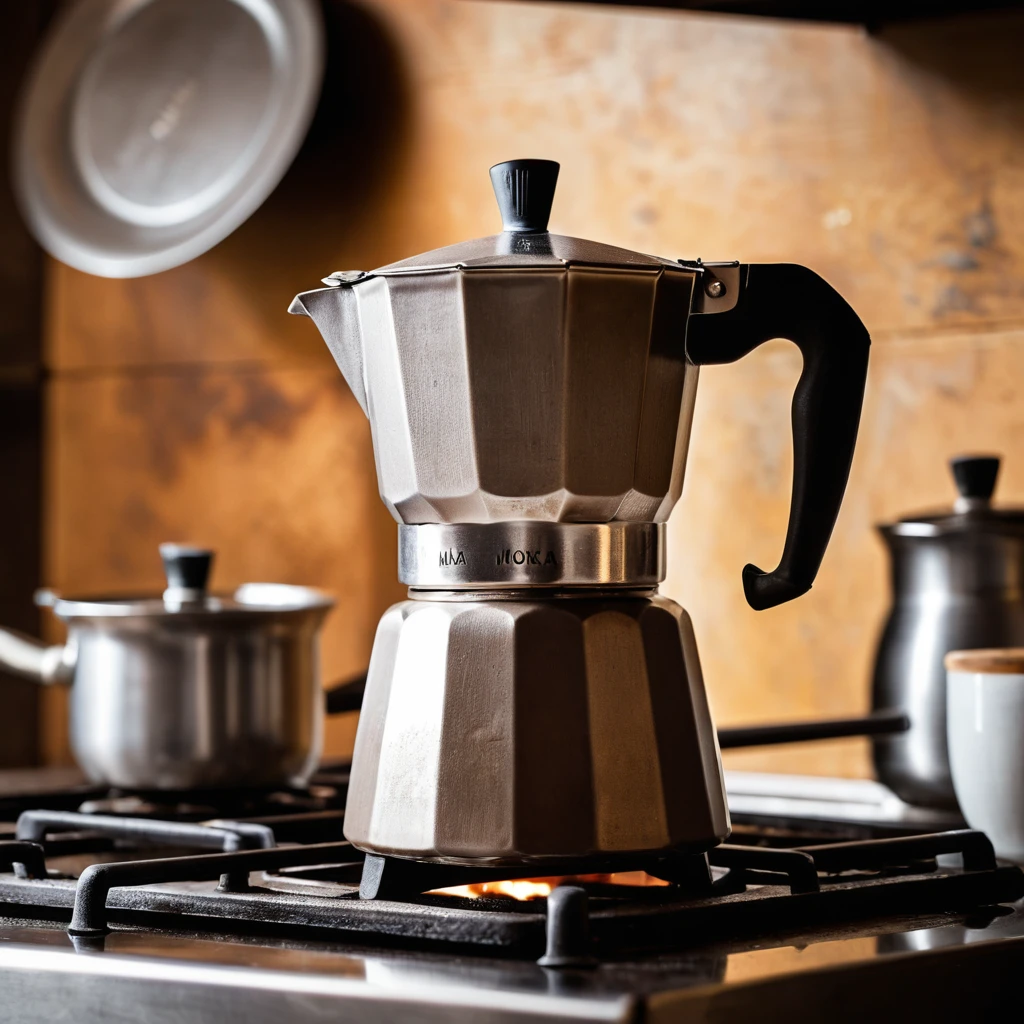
[0,841,46,880]
[205,810,346,844]
[585,866,1024,956]
[796,829,996,873]
[706,844,820,893]
[68,841,359,936]
[16,811,276,857]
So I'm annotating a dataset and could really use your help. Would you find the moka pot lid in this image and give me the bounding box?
[318,159,683,286]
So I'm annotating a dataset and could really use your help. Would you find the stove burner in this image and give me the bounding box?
[75,782,345,820]
[356,850,714,901]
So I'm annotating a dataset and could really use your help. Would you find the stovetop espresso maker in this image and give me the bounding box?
[291,159,871,867]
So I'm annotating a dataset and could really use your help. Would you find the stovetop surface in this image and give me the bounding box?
[2,900,1023,1023]
[0,767,1021,1023]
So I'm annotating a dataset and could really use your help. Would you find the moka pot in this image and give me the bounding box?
[291,159,871,866]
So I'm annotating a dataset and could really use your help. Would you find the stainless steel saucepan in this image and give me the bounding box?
[0,544,363,791]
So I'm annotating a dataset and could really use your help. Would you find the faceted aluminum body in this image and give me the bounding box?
[295,261,700,524]
[343,594,730,863]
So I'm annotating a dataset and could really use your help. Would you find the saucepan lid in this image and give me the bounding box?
[882,455,1024,538]
[38,545,335,620]
[13,0,324,278]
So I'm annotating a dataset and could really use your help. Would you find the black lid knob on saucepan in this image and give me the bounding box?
[159,544,214,607]
[489,159,559,233]
[950,454,1000,511]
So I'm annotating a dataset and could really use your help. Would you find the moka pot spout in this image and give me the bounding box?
[289,275,368,415]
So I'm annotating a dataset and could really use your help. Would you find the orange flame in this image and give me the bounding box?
[436,879,555,900]
[430,871,669,901]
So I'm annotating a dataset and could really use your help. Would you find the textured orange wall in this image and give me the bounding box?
[42,0,1024,776]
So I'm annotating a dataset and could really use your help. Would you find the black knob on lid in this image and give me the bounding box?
[950,455,1000,502]
[159,544,214,597]
[490,159,559,233]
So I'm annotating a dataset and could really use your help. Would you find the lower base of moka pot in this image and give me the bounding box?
[343,589,730,864]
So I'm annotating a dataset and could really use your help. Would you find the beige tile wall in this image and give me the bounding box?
[42,0,1024,774]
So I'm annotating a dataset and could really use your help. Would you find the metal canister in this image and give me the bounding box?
[872,456,1024,809]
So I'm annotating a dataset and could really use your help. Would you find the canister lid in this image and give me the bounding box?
[882,454,1024,538]
[945,648,1024,674]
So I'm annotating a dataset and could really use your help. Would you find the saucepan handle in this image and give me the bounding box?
[0,626,74,685]
[320,672,911,751]
[717,709,909,749]
[324,672,367,714]
[686,263,871,610]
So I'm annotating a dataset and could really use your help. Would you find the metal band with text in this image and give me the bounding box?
[399,522,666,588]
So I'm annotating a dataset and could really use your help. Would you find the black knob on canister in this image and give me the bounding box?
[159,544,214,603]
[537,885,597,968]
[490,159,559,233]
[950,455,1000,503]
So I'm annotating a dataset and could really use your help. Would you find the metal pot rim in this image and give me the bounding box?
[39,582,335,620]
[880,510,1024,539]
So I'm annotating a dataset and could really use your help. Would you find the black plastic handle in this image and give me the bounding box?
[686,263,870,610]
[325,672,367,714]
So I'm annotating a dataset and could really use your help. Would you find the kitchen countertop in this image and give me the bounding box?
[0,766,88,795]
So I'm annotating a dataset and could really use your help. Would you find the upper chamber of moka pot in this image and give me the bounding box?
[289,159,709,526]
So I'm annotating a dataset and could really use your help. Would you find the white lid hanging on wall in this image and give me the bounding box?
[12,0,324,278]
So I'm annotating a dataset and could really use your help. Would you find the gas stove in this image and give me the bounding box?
[0,767,1022,1022]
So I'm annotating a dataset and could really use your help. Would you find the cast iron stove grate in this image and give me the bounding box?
[0,799,1021,964]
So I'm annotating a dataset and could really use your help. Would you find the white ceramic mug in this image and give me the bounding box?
[946,648,1024,862]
